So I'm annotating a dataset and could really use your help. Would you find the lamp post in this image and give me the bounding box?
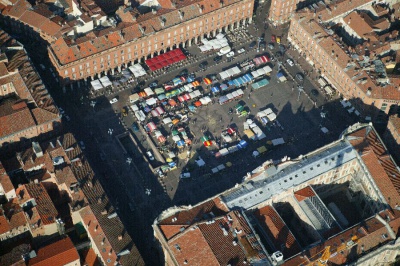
[90,100,96,112]
[108,128,114,140]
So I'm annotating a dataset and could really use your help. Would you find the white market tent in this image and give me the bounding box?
[146,97,157,106]
[196,157,206,167]
[99,76,112,87]
[144,87,155,96]
[199,37,229,52]
[163,117,172,124]
[129,64,147,77]
[129,93,140,103]
[219,66,241,80]
[91,80,103,91]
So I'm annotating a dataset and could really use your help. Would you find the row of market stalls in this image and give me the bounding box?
[214,140,248,159]
[199,33,229,52]
[145,49,187,71]
[128,64,147,78]
[257,108,277,125]
[219,89,244,105]
[91,76,112,91]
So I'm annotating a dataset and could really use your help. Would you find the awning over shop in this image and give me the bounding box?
[145,49,186,71]
[99,76,112,87]
[91,80,103,91]
[128,64,147,77]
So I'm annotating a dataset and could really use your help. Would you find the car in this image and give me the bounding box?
[270,55,275,61]
[79,141,86,150]
[179,69,188,76]
[146,151,154,161]
[188,73,196,80]
[213,55,222,63]
[180,172,191,179]
[209,75,218,82]
[226,51,235,58]
[268,43,274,50]
[260,42,266,50]
[276,36,281,43]
[199,61,208,69]
[249,41,257,49]
[311,89,319,96]
[99,152,106,161]
[109,98,118,104]
[286,58,294,67]
[64,114,71,122]
[58,107,65,115]
[149,82,158,88]
[275,51,282,57]
[132,122,139,132]
[238,48,245,54]
[271,35,276,43]
[279,44,286,53]
[295,73,304,81]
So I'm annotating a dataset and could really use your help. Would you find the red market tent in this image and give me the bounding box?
[183,94,191,101]
[145,49,187,71]
[146,122,157,132]
[178,96,185,102]
[192,80,200,86]
[138,91,147,98]
[194,101,202,107]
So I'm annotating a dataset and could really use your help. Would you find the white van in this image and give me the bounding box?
[217,46,231,56]
[180,172,191,179]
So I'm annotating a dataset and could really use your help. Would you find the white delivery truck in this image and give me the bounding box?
[217,46,231,56]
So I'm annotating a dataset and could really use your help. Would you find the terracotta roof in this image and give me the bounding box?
[293,186,315,202]
[31,108,59,125]
[0,108,36,138]
[28,237,79,266]
[19,10,48,30]
[254,206,301,258]
[167,210,266,265]
[315,0,373,22]
[82,248,100,266]
[0,172,14,193]
[388,114,400,132]
[16,183,58,225]
[347,126,400,208]
[0,237,31,266]
[3,0,30,18]
[0,215,11,234]
[343,12,376,41]
[158,198,229,239]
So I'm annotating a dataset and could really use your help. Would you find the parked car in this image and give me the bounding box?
[238,48,245,54]
[268,43,274,50]
[260,42,266,50]
[79,141,86,150]
[149,82,158,88]
[295,73,304,81]
[132,122,139,132]
[249,41,257,49]
[110,98,118,104]
[311,89,319,96]
[213,55,222,63]
[271,35,276,43]
[64,114,71,122]
[146,151,154,161]
[286,58,294,67]
[179,69,188,76]
[199,61,208,69]
[121,107,128,117]
[226,51,235,58]
[276,36,281,43]
[58,107,65,115]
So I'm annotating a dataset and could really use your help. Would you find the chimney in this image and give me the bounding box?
[118,235,123,240]
[152,9,156,15]
[101,209,108,215]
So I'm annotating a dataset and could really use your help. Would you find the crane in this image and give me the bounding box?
[302,235,359,266]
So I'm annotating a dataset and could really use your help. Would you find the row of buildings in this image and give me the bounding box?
[153,123,400,265]
[0,30,144,265]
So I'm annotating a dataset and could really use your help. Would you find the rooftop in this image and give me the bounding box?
[27,237,79,266]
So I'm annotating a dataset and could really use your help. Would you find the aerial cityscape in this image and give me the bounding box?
[0,0,399,265]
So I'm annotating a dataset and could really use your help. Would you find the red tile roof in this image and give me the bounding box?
[166,210,266,265]
[16,183,58,225]
[27,237,79,266]
[294,186,316,202]
[0,108,36,138]
[254,206,301,258]
[82,248,100,266]
[158,198,229,239]
[0,172,14,193]
[0,215,11,234]
[348,127,400,208]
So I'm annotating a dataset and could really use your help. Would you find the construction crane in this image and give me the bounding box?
[302,235,359,266]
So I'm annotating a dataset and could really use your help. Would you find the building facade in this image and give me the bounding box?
[268,0,300,26]
[287,0,400,116]
[46,0,254,86]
